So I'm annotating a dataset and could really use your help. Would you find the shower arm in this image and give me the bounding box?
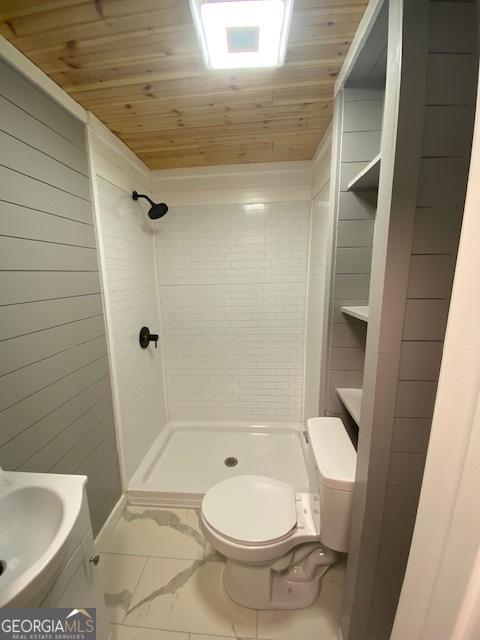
[132,191,155,206]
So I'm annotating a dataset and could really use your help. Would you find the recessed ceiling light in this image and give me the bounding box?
[189,0,294,70]
[245,203,266,212]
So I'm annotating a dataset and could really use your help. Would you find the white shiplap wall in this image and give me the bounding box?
[304,127,332,420]
[152,165,312,422]
[88,117,168,482]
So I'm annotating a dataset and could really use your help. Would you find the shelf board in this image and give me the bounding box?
[336,388,362,426]
[341,305,369,322]
[347,153,381,191]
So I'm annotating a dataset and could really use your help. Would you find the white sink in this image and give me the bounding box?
[0,470,86,607]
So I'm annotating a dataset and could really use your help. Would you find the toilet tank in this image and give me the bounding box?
[307,417,357,553]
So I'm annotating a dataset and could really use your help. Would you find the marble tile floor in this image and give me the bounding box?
[99,506,346,640]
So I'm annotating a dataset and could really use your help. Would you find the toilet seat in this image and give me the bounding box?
[201,475,297,544]
[200,488,321,563]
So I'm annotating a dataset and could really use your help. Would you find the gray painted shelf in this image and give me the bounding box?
[347,153,381,191]
[336,387,362,425]
[341,305,369,322]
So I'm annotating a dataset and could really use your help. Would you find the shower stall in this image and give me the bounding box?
[128,421,314,507]
[88,135,325,504]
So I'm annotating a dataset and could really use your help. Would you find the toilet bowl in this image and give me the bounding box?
[200,417,357,610]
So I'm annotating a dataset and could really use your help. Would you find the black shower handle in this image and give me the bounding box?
[139,326,158,349]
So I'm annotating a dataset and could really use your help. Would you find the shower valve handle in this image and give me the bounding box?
[139,326,158,349]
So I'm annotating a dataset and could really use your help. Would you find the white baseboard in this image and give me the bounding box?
[95,494,127,553]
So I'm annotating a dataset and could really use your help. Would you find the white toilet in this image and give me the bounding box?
[200,417,357,610]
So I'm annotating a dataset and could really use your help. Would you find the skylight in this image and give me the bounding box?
[189,0,294,70]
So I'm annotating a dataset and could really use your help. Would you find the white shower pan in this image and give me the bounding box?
[128,421,314,507]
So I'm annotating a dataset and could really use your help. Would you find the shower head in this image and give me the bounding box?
[147,201,169,219]
[132,191,169,219]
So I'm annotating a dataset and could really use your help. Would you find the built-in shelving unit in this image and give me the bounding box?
[336,387,362,426]
[327,79,383,438]
[326,4,387,448]
[322,0,472,635]
[347,153,381,191]
[341,305,369,322]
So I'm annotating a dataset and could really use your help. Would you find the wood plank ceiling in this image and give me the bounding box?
[0,0,368,169]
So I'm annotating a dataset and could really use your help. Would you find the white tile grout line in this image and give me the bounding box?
[119,555,149,625]
[113,621,263,639]
[102,551,207,562]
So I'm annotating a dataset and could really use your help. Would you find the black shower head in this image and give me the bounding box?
[148,202,169,219]
[132,191,169,220]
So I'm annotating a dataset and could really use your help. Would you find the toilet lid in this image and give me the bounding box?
[202,475,297,544]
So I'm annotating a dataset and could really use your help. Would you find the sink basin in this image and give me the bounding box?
[0,471,86,607]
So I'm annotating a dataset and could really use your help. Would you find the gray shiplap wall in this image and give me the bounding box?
[326,87,383,431]
[0,59,121,534]
[366,2,478,637]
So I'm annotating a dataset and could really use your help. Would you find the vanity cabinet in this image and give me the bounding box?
[30,490,109,640]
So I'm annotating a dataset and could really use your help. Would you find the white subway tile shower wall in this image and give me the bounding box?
[96,177,168,479]
[155,202,310,421]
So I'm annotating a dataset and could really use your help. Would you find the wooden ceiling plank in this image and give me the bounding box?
[273,84,334,105]
[101,0,184,20]
[6,6,193,52]
[90,92,277,119]
[92,93,275,119]
[120,117,326,142]
[9,3,362,53]
[292,4,366,22]
[104,108,331,135]
[59,57,342,94]
[103,96,277,117]
[9,4,102,37]
[52,35,348,71]
[285,40,350,63]
[23,23,197,62]
[120,133,331,156]
[43,38,345,77]
[8,0,187,38]
[50,54,205,89]
[103,107,329,133]
[42,44,197,75]
[0,1,89,23]
[0,0,367,168]
[66,65,341,106]
[30,26,353,68]
[75,82,332,110]
[50,45,346,89]
[145,157,209,169]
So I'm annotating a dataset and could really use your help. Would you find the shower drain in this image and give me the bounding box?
[224,456,238,467]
